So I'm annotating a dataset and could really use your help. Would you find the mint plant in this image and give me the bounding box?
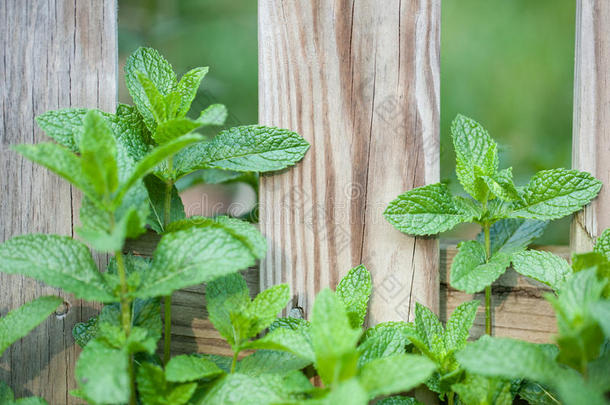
[384,114,602,334]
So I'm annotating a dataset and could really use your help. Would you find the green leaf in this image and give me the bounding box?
[359,354,436,399]
[236,350,311,377]
[13,143,97,201]
[114,133,203,204]
[79,110,119,198]
[175,67,208,117]
[444,300,479,352]
[0,296,62,355]
[376,396,423,405]
[511,250,571,291]
[0,381,13,403]
[166,215,266,259]
[137,226,256,298]
[414,303,445,360]
[165,354,224,382]
[450,240,512,293]
[136,362,197,405]
[197,104,228,126]
[125,48,177,131]
[357,323,412,367]
[206,273,251,346]
[384,183,474,236]
[482,167,520,202]
[108,104,151,161]
[311,289,362,385]
[244,283,290,337]
[73,316,98,348]
[451,114,499,200]
[509,169,602,220]
[75,340,130,404]
[0,381,49,405]
[243,326,315,362]
[594,228,610,260]
[476,218,548,255]
[321,379,368,405]
[336,265,372,328]
[197,373,285,405]
[452,374,513,405]
[144,175,185,233]
[0,235,114,302]
[589,301,610,338]
[153,118,201,144]
[36,108,88,152]
[518,381,559,405]
[174,125,309,177]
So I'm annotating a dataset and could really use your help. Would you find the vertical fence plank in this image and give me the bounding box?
[0,1,117,402]
[571,0,610,251]
[259,1,440,322]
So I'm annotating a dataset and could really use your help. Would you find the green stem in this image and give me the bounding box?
[231,350,239,373]
[483,224,492,335]
[448,392,455,405]
[115,251,136,405]
[163,179,173,230]
[163,294,172,364]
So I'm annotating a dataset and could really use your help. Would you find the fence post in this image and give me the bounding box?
[571,0,610,252]
[258,1,441,323]
[0,1,117,402]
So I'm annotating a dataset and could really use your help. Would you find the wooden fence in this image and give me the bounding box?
[0,0,608,401]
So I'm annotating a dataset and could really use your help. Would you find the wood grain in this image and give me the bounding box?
[258,0,441,324]
[0,1,117,402]
[571,0,610,252]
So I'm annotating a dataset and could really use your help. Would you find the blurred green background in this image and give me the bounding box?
[118,0,575,244]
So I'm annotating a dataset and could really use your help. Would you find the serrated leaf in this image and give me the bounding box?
[73,315,98,348]
[197,373,284,405]
[35,108,88,152]
[311,289,361,385]
[206,273,250,346]
[245,283,290,337]
[175,67,208,117]
[136,362,196,405]
[414,303,445,360]
[0,235,114,302]
[359,353,436,399]
[236,350,311,377]
[482,167,520,202]
[76,340,130,404]
[511,250,571,291]
[518,381,559,405]
[125,48,177,131]
[174,125,309,177]
[197,104,228,126]
[445,300,479,352]
[165,355,224,383]
[594,228,610,260]
[243,326,315,362]
[452,374,513,405]
[336,265,372,328]
[450,240,512,293]
[153,118,201,144]
[0,296,62,355]
[509,169,601,220]
[451,114,499,200]
[357,323,411,367]
[377,396,423,405]
[144,175,185,233]
[476,218,548,255]
[384,183,473,236]
[166,215,266,259]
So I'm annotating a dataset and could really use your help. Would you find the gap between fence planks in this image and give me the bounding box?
[0,1,117,402]
[258,0,441,325]
[571,0,610,251]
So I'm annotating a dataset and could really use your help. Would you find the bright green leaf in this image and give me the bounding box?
[511,250,571,291]
[79,111,118,198]
[445,300,479,352]
[35,108,88,152]
[594,228,610,260]
[144,175,185,233]
[476,218,548,255]
[206,273,251,346]
[175,67,208,117]
[336,265,372,328]
[136,362,196,405]
[197,104,228,126]
[166,355,225,383]
[450,240,512,294]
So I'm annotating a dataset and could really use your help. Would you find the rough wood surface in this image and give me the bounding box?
[571,0,610,252]
[0,1,117,402]
[258,0,441,324]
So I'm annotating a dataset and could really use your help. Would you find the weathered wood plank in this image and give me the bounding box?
[258,0,441,324]
[571,0,610,251]
[0,1,117,402]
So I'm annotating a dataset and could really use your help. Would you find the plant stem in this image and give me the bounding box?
[231,350,239,373]
[448,392,455,405]
[163,179,173,230]
[483,224,492,335]
[115,251,136,405]
[163,294,172,364]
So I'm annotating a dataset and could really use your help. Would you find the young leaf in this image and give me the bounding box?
[165,355,224,383]
[236,350,311,377]
[35,108,88,152]
[444,300,479,352]
[594,228,610,260]
[144,175,185,233]
[125,47,177,131]
[321,379,368,405]
[244,326,315,362]
[414,303,445,359]
[197,103,228,126]
[452,374,513,405]
[79,111,119,198]
[136,227,256,298]
[311,289,362,385]
[175,66,209,117]
[174,125,310,177]
[509,169,602,220]
[336,265,372,328]
[75,340,130,404]
[206,273,251,346]
[450,240,512,294]
[476,218,548,255]
[136,363,197,405]
[245,283,290,337]
[153,118,202,144]
[0,296,62,355]
[198,373,285,405]
[357,323,412,367]
[384,183,474,236]
[358,354,436,399]
[481,167,520,202]
[511,250,571,291]
[451,114,499,200]
[0,235,115,302]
